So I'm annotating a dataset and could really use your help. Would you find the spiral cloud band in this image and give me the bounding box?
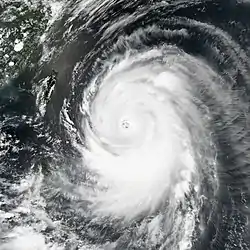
[61,3,250,248]
[83,47,198,218]
[78,35,220,248]
[1,0,250,250]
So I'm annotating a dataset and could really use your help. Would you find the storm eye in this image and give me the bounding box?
[121,119,130,129]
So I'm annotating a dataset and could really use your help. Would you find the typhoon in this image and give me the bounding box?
[0,0,250,250]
